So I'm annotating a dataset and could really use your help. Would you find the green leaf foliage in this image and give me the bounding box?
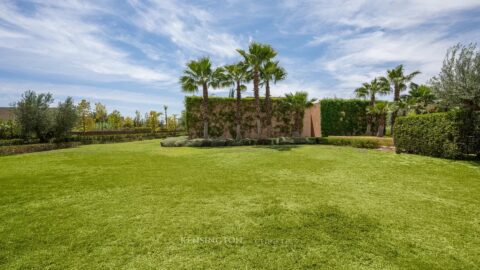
[184,96,299,138]
[394,110,480,159]
[320,99,370,136]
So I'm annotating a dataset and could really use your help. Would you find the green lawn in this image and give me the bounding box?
[0,140,479,269]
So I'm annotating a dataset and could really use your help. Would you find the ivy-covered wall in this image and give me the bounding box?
[185,96,298,138]
[320,99,370,136]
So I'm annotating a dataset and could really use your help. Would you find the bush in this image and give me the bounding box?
[318,137,380,149]
[0,142,80,156]
[160,136,188,147]
[320,99,370,136]
[394,110,480,159]
[161,136,381,149]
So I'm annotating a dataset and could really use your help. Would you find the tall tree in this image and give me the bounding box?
[134,110,142,127]
[108,110,123,129]
[354,78,389,135]
[260,60,287,137]
[163,105,168,128]
[94,103,107,130]
[282,92,316,137]
[380,65,420,134]
[14,90,54,141]
[54,97,78,139]
[431,43,480,111]
[237,42,277,138]
[223,62,250,140]
[147,111,160,133]
[180,57,224,139]
[77,99,93,134]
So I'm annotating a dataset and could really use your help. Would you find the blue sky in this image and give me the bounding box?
[1,0,480,116]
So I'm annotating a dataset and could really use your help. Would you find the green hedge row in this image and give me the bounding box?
[161,136,380,149]
[320,99,370,136]
[67,133,173,144]
[394,110,480,159]
[0,142,80,156]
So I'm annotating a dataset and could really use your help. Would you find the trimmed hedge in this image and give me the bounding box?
[394,110,480,159]
[0,142,80,156]
[161,136,381,149]
[320,99,370,136]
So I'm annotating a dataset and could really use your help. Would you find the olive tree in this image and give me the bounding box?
[431,43,480,111]
[14,90,54,141]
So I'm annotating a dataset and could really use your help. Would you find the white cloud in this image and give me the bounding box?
[279,0,480,98]
[0,1,175,83]
[127,0,242,60]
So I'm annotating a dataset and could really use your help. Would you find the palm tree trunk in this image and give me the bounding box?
[377,114,385,137]
[202,83,209,139]
[235,80,242,141]
[253,67,261,138]
[366,120,372,136]
[366,94,375,136]
[391,84,400,135]
[265,79,272,138]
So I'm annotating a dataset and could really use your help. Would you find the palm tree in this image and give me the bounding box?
[354,78,389,135]
[163,105,168,128]
[407,83,436,114]
[180,57,224,139]
[368,102,391,137]
[223,62,250,140]
[282,92,317,137]
[237,42,277,138]
[260,60,287,137]
[380,65,420,134]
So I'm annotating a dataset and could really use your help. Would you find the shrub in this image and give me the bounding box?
[0,142,80,156]
[160,136,188,147]
[160,136,381,149]
[318,137,380,149]
[320,99,370,136]
[394,110,480,159]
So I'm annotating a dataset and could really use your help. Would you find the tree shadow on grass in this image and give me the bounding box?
[253,145,299,152]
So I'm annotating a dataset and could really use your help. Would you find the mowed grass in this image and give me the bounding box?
[0,140,479,269]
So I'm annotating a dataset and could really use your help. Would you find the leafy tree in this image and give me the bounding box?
[282,92,316,137]
[180,57,224,139]
[0,119,17,139]
[14,90,54,141]
[123,116,134,128]
[134,110,143,127]
[166,115,177,131]
[354,78,389,135]
[431,43,480,111]
[108,110,123,129]
[77,99,94,133]
[94,102,108,130]
[380,65,420,134]
[237,42,277,138]
[260,60,287,137]
[147,111,160,132]
[53,97,78,139]
[223,62,250,140]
